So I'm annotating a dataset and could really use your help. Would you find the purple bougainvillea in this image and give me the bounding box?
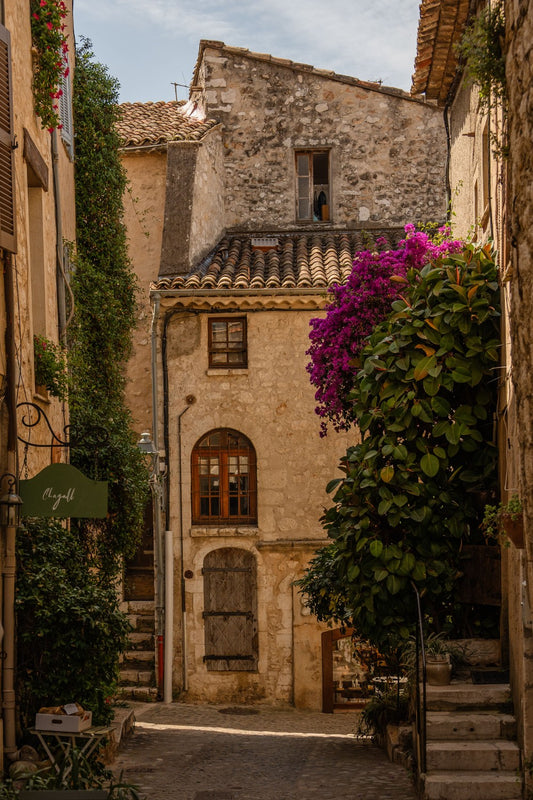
[307,225,463,435]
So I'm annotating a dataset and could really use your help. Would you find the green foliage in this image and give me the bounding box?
[33,335,68,400]
[0,747,144,797]
[356,687,410,740]
[16,519,130,727]
[299,242,501,650]
[30,0,69,131]
[458,1,506,110]
[70,39,149,571]
[482,494,522,540]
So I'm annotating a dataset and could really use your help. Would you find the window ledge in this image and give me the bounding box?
[190,526,259,538]
[206,368,248,376]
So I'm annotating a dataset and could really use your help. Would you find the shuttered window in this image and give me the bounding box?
[0,24,15,252]
[58,58,73,150]
[192,429,257,525]
[295,150,330,222]
[203,548,258,672]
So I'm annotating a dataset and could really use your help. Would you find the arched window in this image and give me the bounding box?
[191,429,257,525]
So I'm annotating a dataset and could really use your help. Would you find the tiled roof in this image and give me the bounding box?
[117,101,219,147]
[152,230,405,293]
[411,0,470,103]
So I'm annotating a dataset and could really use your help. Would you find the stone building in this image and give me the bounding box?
[0,0,76,764]
[119,41,447,708]
[412,0,533,794]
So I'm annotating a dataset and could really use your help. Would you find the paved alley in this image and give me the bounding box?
[113,703,416,800]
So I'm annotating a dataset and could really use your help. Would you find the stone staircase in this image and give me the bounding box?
[420,681,522,800]
[118,600,159,702]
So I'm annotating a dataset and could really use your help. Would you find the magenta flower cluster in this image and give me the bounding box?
[307,225,463,436]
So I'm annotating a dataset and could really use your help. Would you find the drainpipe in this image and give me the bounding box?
[150,294,165,697]
[177,402,193,694]
[2,251,18,762]
[164,528,173,704]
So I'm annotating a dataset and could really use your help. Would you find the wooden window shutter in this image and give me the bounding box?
[0,24,16,253]
[59,58,73,148]
[203,548,258,672]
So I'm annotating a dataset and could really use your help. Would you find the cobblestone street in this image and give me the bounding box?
[113,703,416,800]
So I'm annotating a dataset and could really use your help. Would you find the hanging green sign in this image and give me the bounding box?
[19,464,108,518]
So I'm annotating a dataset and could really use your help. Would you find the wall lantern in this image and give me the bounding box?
[0,473,22,527]
[137,432,157,456]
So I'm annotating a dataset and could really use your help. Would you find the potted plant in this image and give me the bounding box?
[33,335,68,401]
[402,633,464,686]
[482,495,524,548]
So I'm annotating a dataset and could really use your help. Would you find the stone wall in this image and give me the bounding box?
[122,149,168,434]
[191,44,447,233]
[2,0,76,474]
[505,0,533,764]
[162,302,352,708]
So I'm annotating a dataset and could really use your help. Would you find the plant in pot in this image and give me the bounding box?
[402,633,464,686]
[482,495,524,549]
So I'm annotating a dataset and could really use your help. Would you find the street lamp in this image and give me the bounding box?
[0,474,22,528]
[137,432,158,456]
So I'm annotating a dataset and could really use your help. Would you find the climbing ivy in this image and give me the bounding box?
[298,242,501,650]
[69,38,149,573]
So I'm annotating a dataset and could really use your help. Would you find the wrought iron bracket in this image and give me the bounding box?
[16,402,109,449]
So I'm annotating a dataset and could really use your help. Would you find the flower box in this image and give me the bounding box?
[35,710,92,733]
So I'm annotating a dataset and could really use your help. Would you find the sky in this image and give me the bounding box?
[73,0,422,104]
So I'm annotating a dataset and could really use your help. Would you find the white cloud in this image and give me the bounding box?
[74,0,421,102]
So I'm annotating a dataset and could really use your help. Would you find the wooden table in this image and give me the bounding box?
[29,726,114,777]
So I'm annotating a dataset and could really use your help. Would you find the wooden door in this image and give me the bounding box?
[202,548,258,671]
[124,499,154,601]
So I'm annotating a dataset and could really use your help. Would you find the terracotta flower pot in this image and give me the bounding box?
[501,513,525,548]
[426,656,452,686]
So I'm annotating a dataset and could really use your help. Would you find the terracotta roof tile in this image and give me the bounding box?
[411,0,471,103]
[152,230,405,293]
[117,101,219,147]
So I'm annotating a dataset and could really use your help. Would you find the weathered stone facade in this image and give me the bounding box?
[412,0,533,782]
[0,0,75,475]
[506,0,533,769]
[0,0,76,765]
[120,42,447,710]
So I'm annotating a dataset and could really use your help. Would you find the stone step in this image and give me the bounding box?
[422,771,522,800]
[426,740,520,772]
[118,668,154,686]
[121,650,155,665]
[123,600,155,615]
[426,711,517,741]
[127,614,155,634]
[117,685,159,702]
[426,682,512,712]
[128,631,154,650]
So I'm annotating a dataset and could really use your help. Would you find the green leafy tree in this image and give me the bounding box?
[16,520,130,726]
[70,39,149,573]
[299,242,500,650]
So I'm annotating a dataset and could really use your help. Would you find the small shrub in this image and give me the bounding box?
[16,518,130,728]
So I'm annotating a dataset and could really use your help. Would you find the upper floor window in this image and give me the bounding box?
[192,429,257,525]
[59,57,73,152]
[208,317,247,369]
[295,150,330,222]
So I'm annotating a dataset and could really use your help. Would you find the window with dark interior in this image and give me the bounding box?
[208,317,247,368]
[295,150,330,222]
[192,429,257,525]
